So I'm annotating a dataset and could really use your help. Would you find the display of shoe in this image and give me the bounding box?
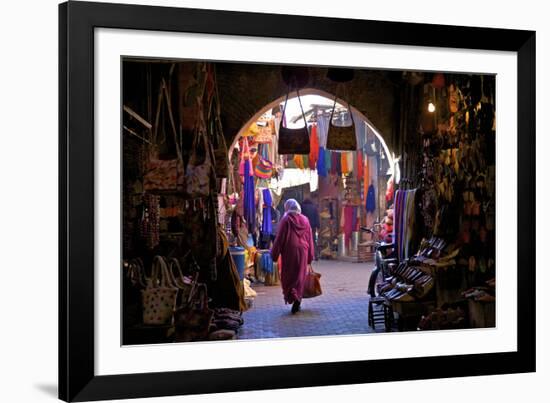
[476,294,495,302]
[393,292,414,302]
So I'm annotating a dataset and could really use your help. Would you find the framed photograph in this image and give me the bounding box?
[59,1,535,401]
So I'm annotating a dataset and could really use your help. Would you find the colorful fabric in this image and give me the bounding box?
[260,252,274,274]
[357,151,364,181]
[404,189,417,259]
[393,189,417,261]
[363,156,370,201]
[317,147,327,177]
[341,152,349,174]
[243,157,255,233]
[386,177,394,202]
[325,148,332,172]
[303,154,309,169]
[271,213,314,304]
[308,124,319,170]
[334,152,342,175]
[239,137,253,177]
[293,154,305,169]
[343,205,355,247]
[261,188,273,235]
[366,184,376,213]
[254,157,273,179]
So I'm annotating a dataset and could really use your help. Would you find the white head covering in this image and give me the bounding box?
[284,198,302,215]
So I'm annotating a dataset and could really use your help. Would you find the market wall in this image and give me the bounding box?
[215,63,402,152]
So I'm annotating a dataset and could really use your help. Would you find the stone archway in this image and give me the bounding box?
[228,88,400,182]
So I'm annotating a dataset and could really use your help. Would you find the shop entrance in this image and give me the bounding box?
[121,59,497,344]
[224,89,400,337]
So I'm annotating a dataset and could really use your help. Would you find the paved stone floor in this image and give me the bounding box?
[239,259,383,340]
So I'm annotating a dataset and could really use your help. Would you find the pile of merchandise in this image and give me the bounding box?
[378,262,435,302]
[207,308,245,340]
[461,278,495,303]
[418,306,466,330]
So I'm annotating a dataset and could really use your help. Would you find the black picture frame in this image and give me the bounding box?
[59,1,536,401]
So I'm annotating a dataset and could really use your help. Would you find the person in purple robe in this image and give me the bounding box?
[271,199,315,314]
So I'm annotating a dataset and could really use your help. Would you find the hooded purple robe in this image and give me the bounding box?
[271,213,314,304]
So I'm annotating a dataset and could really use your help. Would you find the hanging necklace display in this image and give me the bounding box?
[277,86,310,155]
[326,90,357,151]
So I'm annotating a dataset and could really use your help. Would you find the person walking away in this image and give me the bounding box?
[271,199,315,314]
[301,198,320,260]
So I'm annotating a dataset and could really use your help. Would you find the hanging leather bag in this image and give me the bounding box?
[326,95,357,151]
[303,265,323,298]
[173,282,214,342]
[212,123,229,178]
[185,108,214,198]
[143,79,185,192]
[278,87,310,155]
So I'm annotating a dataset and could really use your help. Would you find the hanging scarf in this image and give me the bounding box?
[293,154,305,169]
[366,184,376,213]
[393,189,417,261]
[243,157,255,233]
[335,152,342,176]
[261,188,273,235]
[357,151,364,181]
[343,205,355,247]
[363,156,370,202]
[239,137,253,177]
[317,147,327,177]
[325,148,332,172]
[308,124,319,169]
[404,189,417,260]
[341,152,349,174]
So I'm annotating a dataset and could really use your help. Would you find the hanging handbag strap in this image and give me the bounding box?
[280,86,308,130]
[152,77,183,162]
[167,257,191,289]
[328,90,355,128]
[151,255,177,288]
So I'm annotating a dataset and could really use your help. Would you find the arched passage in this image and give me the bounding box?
[229,88,400,183]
